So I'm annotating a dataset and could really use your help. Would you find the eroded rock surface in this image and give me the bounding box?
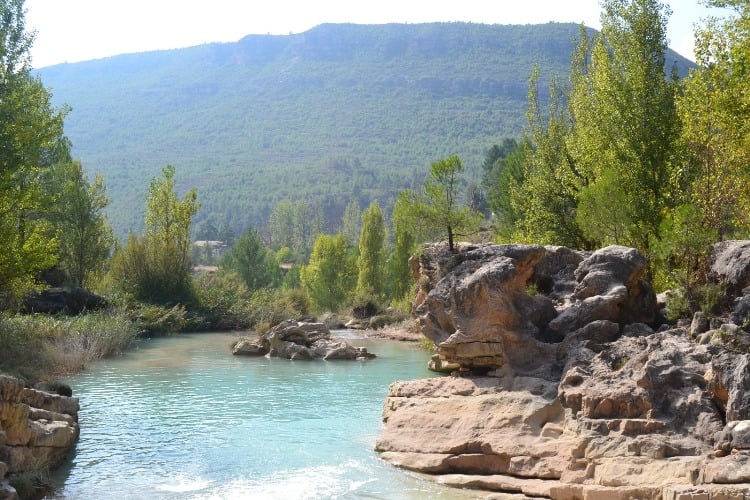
[232,320,376,361]
[0,375,79,498]
[378,243,750,499]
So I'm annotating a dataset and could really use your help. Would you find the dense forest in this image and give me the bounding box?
[37,22,695,237]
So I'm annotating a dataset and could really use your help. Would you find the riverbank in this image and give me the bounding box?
[362,319,425,342]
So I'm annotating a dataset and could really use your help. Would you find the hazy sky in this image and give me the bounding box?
[25,0,728,68]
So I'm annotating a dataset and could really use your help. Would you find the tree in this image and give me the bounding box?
[221,227,280,291]
[498,66,589,247]
[109,166,199,304]
[300,234,356,312]
[0,0,70,305]
[356,201,386,296]
[268,199,324,254]
[489,139,531,241]
[569,0,680,252]
[389,192,417,301]
[51,161,114,286]
[268,199,295,249]
[402,155,481,252]
[341,200,361,246]
[676,0,750,240]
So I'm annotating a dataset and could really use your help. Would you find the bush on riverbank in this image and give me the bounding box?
[0,311,139,382]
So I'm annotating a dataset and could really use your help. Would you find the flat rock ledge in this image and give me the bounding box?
[376,243,750,499]
[232,320,376,361]
[0,374,80,499]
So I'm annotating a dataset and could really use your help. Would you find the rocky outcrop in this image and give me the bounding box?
[0,375,80,498]
[232,320,376,360]
[377,243,750,499]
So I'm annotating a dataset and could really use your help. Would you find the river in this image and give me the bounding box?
[50,331,483,499]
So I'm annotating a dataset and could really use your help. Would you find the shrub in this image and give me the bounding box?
[0,311,139,382]
[130,303,188,336]
[350,287,382,319]
[191,272,253,330]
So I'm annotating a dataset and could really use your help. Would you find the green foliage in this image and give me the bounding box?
[357,201,386,296]
[130,303,188,335]
[490,1,684,255]
[349,286,383,319]
[246,288,311,333]
[221,227,281,291]
[341,200,362,246]
[507,68,589,247]
[49,161,114,286]
[39,23,700,238]
[0,311,139,381]
[191,272,253,330]
[300,233,357,312]
[676,0,750,240]
[0,0,70,306]
[107,166,199,305]
[568,0,680,252]
[652,204,717,298]
[389,192,417,301]
[400,155,482,252]
[268,199,324,255]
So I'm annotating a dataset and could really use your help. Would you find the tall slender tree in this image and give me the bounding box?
[0,0,70,305]
[569,0,680,251]
[51,161,114,286]
[356,201,386,296]
[389,192,417,302]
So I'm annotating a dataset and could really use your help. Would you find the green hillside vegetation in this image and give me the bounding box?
[38,22,695,237]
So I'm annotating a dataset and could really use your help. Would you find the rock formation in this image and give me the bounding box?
[232,320,376,360]
[377,243,750,499]
[0,375,80,499]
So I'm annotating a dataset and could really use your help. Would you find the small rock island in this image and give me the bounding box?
[232,319,376,361]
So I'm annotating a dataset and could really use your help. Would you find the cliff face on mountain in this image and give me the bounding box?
[0,375,79,499]
[377,243,750,499]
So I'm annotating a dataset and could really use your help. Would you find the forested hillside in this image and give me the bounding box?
[38,22,695,237]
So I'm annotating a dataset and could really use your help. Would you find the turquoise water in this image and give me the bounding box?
[51,332,481,499]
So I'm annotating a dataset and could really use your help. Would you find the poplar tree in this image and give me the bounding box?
[52,161,114,286]
[677,0,750,239]
[300,234,356,312]
[0,0,70,305]
[569,0,679,252]
[356,201,385,296]
[389,192,417,301]
[109,166,199,304]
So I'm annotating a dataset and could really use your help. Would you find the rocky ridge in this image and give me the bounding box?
[376,242,750,499]
[0,375,79,499]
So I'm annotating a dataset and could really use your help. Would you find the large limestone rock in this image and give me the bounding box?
[231,320,376,361]
[0,375,80,498]
[378,242,750,499]
[413,243,656,377]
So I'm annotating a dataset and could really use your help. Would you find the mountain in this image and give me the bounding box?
[37,22,695,237]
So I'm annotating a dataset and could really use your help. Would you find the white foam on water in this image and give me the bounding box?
[194,460,373,500]
[155,474,214,493]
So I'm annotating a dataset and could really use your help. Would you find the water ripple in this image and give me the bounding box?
[52,333,480,499]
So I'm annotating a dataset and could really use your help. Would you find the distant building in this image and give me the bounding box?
[193,240,228,260]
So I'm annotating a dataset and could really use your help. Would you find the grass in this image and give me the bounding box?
[0,310,140,383]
